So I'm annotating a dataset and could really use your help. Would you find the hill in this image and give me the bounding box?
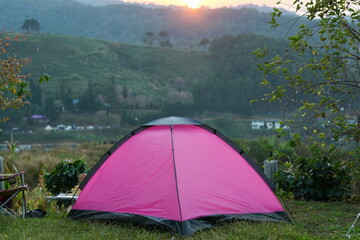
[4,31,286,114]
[0,0,306,46]
[0,32,291,137]
[8,33,212,99]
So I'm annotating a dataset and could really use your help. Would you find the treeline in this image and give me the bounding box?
[186,34,289,116]
[0,0,307,47]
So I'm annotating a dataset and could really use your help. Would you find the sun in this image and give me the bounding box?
[183,0,201,8]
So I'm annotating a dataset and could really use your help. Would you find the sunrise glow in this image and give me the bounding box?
[183,0,201,8]
[122,0,290,9]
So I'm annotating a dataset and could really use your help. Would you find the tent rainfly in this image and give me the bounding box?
[68,116,291,235]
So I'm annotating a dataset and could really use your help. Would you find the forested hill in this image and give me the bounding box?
[2,32,289,127]
[0,0,305,46]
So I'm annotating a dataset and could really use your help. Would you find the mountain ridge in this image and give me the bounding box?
[0,0,303,46]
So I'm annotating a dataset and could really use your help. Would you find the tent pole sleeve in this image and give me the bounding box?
[170,125,183,222]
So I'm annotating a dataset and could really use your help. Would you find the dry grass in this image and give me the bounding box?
[1,143,112,188]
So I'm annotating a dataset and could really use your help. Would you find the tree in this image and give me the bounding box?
[254,0,359,146]
[78,81,98,113]
[142,32,156,46]
[254,0,360,198]
[0,35,31,123]
[44,97,58,122]
[21,19,41,33]
[63,88,74,113]
[104,77,118,108]
[158,31,172,47]
[29,78,42,106]
[199,38,210,49]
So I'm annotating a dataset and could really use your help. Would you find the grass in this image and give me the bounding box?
[0,201,360,239]
[0,128,126,144]
[1,143,113,187]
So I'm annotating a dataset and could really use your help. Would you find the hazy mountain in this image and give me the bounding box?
[234,4,293,15]
[0,0,305,46]
[70,0,287,12]
[70,0,172,8]
[71,0,123,6]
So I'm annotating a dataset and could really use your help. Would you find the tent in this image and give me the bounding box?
[68,116,290,235]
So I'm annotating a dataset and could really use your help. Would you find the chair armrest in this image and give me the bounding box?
[0,172,25,182]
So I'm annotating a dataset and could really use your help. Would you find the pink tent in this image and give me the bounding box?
[69,117,290,235]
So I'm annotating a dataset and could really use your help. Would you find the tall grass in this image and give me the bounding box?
[1,143,112,188]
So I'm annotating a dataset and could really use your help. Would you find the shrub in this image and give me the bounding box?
[44,158,89,195]
[275,143,352,201]
[233,137,293,166]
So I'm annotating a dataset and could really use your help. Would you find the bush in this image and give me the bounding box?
[233,137,293,166]
[275,143,352,201]
[44,158,89,195]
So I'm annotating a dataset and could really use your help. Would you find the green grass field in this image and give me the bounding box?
[1,201,360,239]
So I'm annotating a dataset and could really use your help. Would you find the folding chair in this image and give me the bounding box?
[0,172,27,218]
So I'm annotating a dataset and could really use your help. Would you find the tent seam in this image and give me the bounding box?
[170,125,183,222]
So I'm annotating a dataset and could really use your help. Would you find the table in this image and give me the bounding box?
[46,194,78,202]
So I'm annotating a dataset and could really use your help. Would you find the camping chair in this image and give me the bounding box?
[0,172,27,218]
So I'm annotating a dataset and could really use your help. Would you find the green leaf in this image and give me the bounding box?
[39,74,52,84]
[261,79,269,85]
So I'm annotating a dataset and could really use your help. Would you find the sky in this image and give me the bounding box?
[122,0,291,9]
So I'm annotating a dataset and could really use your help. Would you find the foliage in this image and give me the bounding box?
[43,97,58,122]
[157,31,172,47]
[196,33,289,116]
[142,32,156,46]
[38,73,51,84]
[233,136,294,166]
[254,0,360,145]
[142,31,173,47]
[21,18,41,33]
[44,158,89,195]
[199,38,210,48]
[93,110,121,127]
[2,132,19,174]
[0,34,31,123]
[254,0,360,198]
[78,81,99,113]
[2,143,112,188]
[234,137,273,165]
[13,170,57,213]
[275,142,352,201]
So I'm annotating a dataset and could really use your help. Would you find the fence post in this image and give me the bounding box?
[264,159,279,189]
